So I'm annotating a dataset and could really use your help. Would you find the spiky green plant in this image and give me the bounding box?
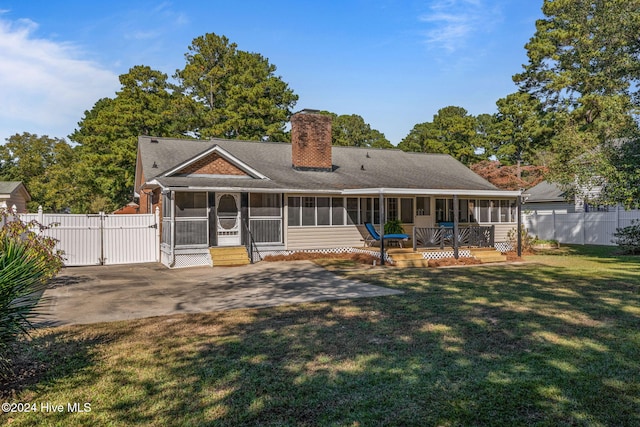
[0,237,52,376]
[0,209,64,378]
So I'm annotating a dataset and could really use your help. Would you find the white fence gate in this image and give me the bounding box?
[19,208,160,266]
[523,208,640,246]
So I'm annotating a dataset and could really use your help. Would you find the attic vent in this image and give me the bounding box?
[150,138,159,143]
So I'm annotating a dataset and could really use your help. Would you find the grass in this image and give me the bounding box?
[2,245,639,426]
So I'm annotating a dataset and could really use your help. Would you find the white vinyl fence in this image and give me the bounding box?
[523,208,640,246]
[18,207,160,266]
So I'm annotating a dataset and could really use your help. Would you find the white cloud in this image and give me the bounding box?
[0,17,119,141]
[419,0,502,52]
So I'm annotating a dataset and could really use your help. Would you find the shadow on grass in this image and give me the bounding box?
[4,254,640,426]
[1,328,111,399]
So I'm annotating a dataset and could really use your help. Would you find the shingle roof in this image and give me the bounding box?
[525,180,567,202]
[0,181,28,197]
[137,136,510,194]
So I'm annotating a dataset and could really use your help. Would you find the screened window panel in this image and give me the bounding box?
[500,200,510,222]
[175,220,207,245]
[250,193,281,217]
[361,198,372,224]
[416,197,430,216]
[175,192,207,218]
[401,198,413,223]
[302,197,316,226]
[491,200,499,222]
[332,198,345,225]
[387,198,398,221]
[479,200,490,222]
[317,197,330,225]
[287,197,301,226]
[347,198,359,225]
[458,199,470,222]
[373,198,380,224]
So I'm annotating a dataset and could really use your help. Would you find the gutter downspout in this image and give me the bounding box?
[517,195,522,257]
[170,190,176,267]
[453,195,459,259]
[379,190,385,266]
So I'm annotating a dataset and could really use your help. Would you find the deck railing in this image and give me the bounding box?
[413,225,495,250]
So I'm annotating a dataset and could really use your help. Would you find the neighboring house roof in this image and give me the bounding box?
[113,201,140,214]
[525,180,567,203]
[137,136,517,196]
[0,181,31,201]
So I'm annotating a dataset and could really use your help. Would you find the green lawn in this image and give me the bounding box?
[2,246,639,426]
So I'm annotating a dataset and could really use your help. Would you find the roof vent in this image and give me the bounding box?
[150,138,159,143]
[361,165,365,171]
[366,152,370,158]
[152,161,158,168]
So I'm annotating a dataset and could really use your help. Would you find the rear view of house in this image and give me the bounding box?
[135,110,521,268]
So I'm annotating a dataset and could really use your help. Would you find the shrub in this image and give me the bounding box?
[506,225,535,253]
[612,220,640,254]
[0,210,64,377]
[384,219,404,235]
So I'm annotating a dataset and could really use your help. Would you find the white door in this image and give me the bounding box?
[216,193,241,246]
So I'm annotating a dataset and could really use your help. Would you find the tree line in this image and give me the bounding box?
[1,0,639,212]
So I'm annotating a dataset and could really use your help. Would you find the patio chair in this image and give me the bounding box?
[364,222,409,248]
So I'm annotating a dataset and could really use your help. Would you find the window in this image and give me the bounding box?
[317,197,330,225]
[467,200,476,222]
[373,198,380,224]
[288,197,301,226]
[490,200,499,222]
[347,198,358,224]
[500,200,510,222]
[250,193,281,216]
[332,198,345,225]
[416,197,430,216]
[474,199,518,223]
[289,196,347,226]
[458,199,470,222]
[175,192,207,217]
[387,198,398,221]
[361,198,372,224]
[302,197,315,226]
[435,199,454,222]
[401,198,414,223]
[479,200,490,222]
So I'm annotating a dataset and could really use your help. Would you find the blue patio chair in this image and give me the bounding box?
[364,222,409,248]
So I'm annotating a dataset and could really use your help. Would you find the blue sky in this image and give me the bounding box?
[0,0,543,146]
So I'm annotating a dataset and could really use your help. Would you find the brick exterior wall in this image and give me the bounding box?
[178,152,248,176]
[291,111,332,171]
[138,188,161,215]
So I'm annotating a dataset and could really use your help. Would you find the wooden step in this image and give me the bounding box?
[470,248,507,263]
[393,259,432,268]
[209,246,250,266]
[388,252,425,262]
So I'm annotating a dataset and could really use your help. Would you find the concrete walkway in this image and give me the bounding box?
[35,261,402,326]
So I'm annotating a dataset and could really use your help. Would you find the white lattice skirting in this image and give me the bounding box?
[414,249,472,260]
[495,242,512,252]
[161,250,213,268]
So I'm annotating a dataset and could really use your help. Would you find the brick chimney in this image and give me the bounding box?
[291,109,332,171]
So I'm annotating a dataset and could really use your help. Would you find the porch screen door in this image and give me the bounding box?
[216,193,241,246]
